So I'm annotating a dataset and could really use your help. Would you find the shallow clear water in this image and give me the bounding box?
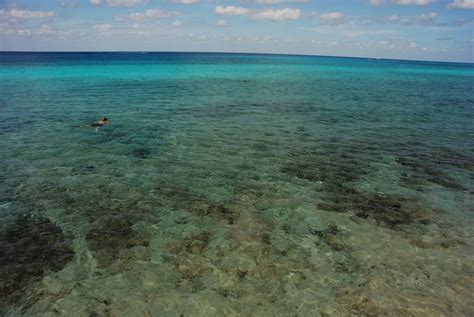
[1,52,473,316]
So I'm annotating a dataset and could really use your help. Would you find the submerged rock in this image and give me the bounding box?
[281,162,321,182]
[397,150,471,191]
[319,191,428,229]
[282,152,430,228]
[338,287,381,317]
[0,216,74,308]
[86,213,149,268]
[282,152,364,185]
[167,231,211,255]
[132,148,151,159]
[354,194,411,227]
[187,202,235,224]
[71,165,96,175]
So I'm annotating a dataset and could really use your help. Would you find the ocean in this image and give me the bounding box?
[1,52,473,316]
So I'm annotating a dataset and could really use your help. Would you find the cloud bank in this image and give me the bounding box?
[449,0,474,9]
[0,9,55,19]
[90,0,148,7]
[214,6,301,21]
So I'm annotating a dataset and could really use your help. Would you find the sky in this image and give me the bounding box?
[0,0,473,62]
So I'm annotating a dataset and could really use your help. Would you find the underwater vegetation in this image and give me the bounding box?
[86,213,149,268]
[71,165,96,175]
[282,150,430,228]
[352,194,429,227]
[0,216,74,309]
[397,147,473,191]
[186,202,235,224]
[132,148,152,159]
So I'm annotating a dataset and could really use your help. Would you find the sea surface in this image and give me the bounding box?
[0,52,473,316]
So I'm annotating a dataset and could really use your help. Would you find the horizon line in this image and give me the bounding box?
[1,50,473,65]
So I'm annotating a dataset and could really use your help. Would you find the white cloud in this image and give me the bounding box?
[114,9,180,22]
[362,12,444,26]
[95,24,113,31]
[90,0,148,7]
[375,38,424,50]
[319,12,348,25]
[388,14,401,22]
[214,6,301,21]
[449,0,474,9]
[174,0,199,4]
[361,14,401,24]
[171,20,183,27]
[252,8,301,21]
[369,0,433,5]
[182,32,208,41]
[17,29,32,36]
[376,40,395,48]
[60,1,80,8]
[214,6,249,16]
[0,8,55,19]
[217,34,274,43]
[344,29,399,37]
[408,12,438,25]
[107,0,148,7]
[393,0,432,5]
[216,19,227,26]
[8,24,59,37]
[254,0,307,3]
[38,24,56,35]
[311,40,340,47]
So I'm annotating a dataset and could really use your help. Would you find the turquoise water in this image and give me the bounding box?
[1,52,473,316]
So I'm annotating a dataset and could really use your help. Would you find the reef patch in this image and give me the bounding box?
[71,165,96,175]
[282,153,429,228]
[85,213,149,268]
[187,202,236,224]
[167,231,211,255]
[0,216,74,308]
[353,194,425,227]
[397,146,473,191]
[132,148,151,159]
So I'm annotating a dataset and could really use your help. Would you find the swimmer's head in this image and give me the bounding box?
[101,117,109,124]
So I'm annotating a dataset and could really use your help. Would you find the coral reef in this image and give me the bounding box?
[132,148,151,159]
[85,213,149,268]
[0,216,74,308]
[282,152,429,228]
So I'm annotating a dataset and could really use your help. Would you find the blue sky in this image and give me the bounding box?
[0,0,473,62]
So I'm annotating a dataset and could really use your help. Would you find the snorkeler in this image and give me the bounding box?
[73,117,109,132]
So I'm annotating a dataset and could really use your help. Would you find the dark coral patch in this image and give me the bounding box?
[86,213,149,267]
[314,177,429,227]
[0,216,74,308]
[319,192,429,228]
[397,146,473,191]
[282,152,365,184]
[281,162,321,182]
[187,202,235,224]
[167,231,211,255]
[282,152,431,228]
[353,194,413,227]
[71,165,96,175]
[398,157,465,191]
[132,148,151,159]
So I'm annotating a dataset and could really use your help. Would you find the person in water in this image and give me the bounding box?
[73,117,109,131]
